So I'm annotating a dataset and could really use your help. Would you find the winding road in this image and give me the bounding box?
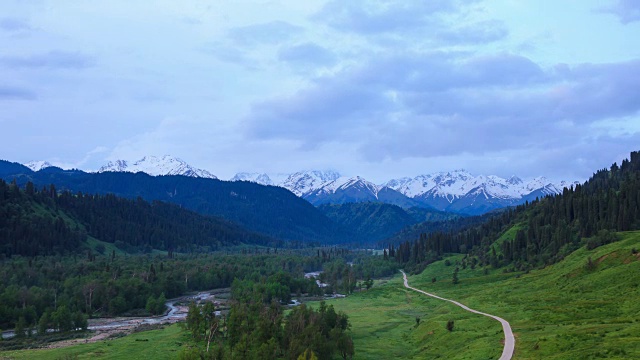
[400,270,515,360]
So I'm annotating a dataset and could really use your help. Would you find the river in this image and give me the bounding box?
[1,291,216,340]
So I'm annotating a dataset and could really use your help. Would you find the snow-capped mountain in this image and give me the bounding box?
[303,176,420,208]
[304,176,380,204]
[25,161,53,171]
[231,172,274,186]
[278,170,341,197]
[231,170,350,197]
[384,170,579,214]
[98,155,217,179]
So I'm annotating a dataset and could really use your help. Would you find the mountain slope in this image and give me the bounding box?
[385,170,578,215]
[0,179,278,257]
[25,161,53,171]
[231,172,274,185]
[304,176,424,208]
[399,232,640,359]
[319,202,458,243]
[98,155,217,179]
[279,170,341,196]
[0,163,349,244]
[390,151,640,271]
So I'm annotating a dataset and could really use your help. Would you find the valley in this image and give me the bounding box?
[1,151,639,359]
[4,1,639,358]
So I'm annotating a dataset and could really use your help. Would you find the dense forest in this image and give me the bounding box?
[319,202,457,243]
[0,162,349,244]
[0,244,394,336]
[181,273,355,359]
[390,151,640,272]
[0,180,278,257]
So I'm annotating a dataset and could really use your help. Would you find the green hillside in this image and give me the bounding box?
[319,202,457,243]
[0,179,277,257]
[322,231,640,359]
[0,162,349,244]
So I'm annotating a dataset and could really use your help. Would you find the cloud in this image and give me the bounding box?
[228,21,304,46]
[246,79,395,146]
[278,42,337,67]
[0,86,37,100]
[313,0,467,34]
[599,0,640,24]
[206,21,304,67]
[435,20,508,44]
[0,17,31,32]
[243,50,640,164]
[1,51,95,69]
[49,146,110,170]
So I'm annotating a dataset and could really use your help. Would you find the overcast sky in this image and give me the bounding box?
[2,0,639,182]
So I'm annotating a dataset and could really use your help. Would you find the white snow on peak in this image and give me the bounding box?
[383,177,412,189]
[279,170,341,196]
[231,172,273,185]
[507,175,523,185]
[25,161,54,171]
[229,170,343,196]
[386,170,573,200]
[100,159,129,172]
[97,155,217,179]
[313,176,380,198]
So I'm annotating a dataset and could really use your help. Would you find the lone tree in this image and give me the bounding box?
[452,267,459,284]
[446,320,454,332]
[364,278,373,290]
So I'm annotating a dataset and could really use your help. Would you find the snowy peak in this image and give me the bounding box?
[314,176,380,198]
[387,171,572,200]
[25,161,53,171]
[98,155,217,179]
[279,170,341,196]
[100,160,129,172]
[383,177,412,189]
[231,172,273,185]
[507,175,523,185]
[230,169,341,196]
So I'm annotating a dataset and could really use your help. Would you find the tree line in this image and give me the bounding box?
[389,151,640,272]
[182,279,354,359]
[0,180,281,257]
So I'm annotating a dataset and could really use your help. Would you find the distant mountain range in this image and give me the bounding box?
[24,156,578,215]
[25,161,54,172]
[1,160,348,244]
[249,170,577,215]
[98,155,218,179]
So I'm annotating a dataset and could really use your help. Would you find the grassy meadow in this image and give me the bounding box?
[2,232,638,359]
[0,324,189,360]
[324,231,640,359]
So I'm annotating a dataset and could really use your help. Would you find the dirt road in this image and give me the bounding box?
[400,270,515,360]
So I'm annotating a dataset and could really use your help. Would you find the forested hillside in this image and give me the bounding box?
[0,162,349,244]
[319,202,457,243]
[391,151,640,271]
[0,179,277,257]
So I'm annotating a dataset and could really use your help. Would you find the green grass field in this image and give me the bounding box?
[323,231,640,359]
[3,232,638,359]
[0,324,190,360]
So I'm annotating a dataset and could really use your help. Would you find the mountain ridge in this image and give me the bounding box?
[98,155,217,179]
[22,156,577,215]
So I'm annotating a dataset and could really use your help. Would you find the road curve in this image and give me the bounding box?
[400,270,515,360]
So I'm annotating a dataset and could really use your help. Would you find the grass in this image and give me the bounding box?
[323,231,640,359]
[84,237,127,257]
[490,223,523,255]
[321,278,503,359]
[0,324,190,360]
[4,232,638,359]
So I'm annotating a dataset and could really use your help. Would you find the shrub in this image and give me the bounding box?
[446,320,454,332]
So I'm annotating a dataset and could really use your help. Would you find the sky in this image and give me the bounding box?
[1,0,640,183]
